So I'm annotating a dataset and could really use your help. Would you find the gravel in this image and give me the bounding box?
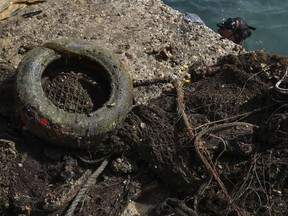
[0,0,245,104]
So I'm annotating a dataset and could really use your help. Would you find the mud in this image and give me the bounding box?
[0,1,288,216]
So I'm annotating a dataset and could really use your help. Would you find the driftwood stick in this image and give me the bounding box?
[172,79,195,137]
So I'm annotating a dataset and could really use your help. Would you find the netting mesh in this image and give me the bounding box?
[43,72,96,114]
[6,51,288,215]
[41,56,111,114]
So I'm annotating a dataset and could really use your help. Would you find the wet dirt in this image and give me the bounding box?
[0,1,288,216]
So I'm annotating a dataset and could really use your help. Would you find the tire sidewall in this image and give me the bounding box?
[16,38,133,147]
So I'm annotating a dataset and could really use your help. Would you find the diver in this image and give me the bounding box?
[217,17,256,46]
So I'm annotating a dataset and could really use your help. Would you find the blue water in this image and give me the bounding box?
[163,0,288,57]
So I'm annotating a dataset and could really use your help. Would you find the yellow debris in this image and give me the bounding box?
[183,73,191,83]
[180,64,188,70]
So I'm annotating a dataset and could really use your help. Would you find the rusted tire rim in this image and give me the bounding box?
[16,38,133,148]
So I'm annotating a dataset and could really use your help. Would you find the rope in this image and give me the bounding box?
[65,159,109,216]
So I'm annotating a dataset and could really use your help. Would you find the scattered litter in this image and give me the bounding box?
[21,9,42,18]
[183,12,205,25]
[0,0,45,21]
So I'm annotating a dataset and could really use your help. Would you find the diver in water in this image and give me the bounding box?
[217,17,256,46]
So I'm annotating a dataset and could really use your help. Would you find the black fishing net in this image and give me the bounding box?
[2,51,288,215]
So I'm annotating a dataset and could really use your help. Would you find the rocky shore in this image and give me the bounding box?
[0,0,244,103]
[3,1,288,216]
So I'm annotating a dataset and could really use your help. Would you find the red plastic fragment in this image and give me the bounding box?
[39,117,48,126]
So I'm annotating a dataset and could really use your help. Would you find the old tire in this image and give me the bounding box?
[16,38,133,148]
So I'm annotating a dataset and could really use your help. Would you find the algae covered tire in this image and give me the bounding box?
[16,38,133,148]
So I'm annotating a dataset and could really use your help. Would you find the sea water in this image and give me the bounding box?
[163,0,288,57]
